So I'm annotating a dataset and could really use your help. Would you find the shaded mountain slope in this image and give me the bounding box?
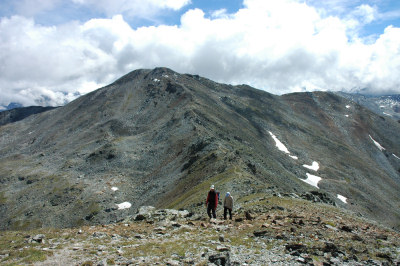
[0,106,57,126]
[0,67,399,231]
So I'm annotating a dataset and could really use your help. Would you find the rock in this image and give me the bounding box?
[275,233,288,240]
[234,217,243,222]
[245,211,254,220]
[219,234,225,242]
[376,252,392,262]
[300,191,336,206]
[171,222,181,228]
[376,234,388,240]
[134,214,146,221]
[271,206,286,211]
[352,234,363,241]
[297,257,306,263]
[97,259,107,266]
[216,245,230,252]
[285,243,306,253]
[209,252,230,266]
[325,224,338,231]
[92,232,108,238]
[323,242,339,254]
[340,225,353,232]
[133,206,190,222]
[166,259,180,266]
[32,234,45,243]
[183,257,195,264]
[134,206,156,221]
[253,230,269,237]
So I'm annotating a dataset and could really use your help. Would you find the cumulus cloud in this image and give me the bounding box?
[1,0,400,107]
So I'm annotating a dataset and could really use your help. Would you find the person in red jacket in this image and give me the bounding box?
[206,185,218,219]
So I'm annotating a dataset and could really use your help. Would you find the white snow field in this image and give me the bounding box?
[116,202,132,210]
[301,173,322,188]
[111,187,119,191]
[303,161,319,171]
[337,194,347,203]
[268,131,298,160]
[369,135,385,151]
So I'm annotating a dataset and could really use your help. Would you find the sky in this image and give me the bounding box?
[1,0,400,107]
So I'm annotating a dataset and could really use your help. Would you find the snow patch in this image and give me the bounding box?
[116,202,131,210]
[268,131,298,160]
[300,173,322,188]
[346,105,351,109]
[369,135,385,151]
[111,187,119,191]
[345,115,349,117]
[153,78,160,82]
[393,154,400,160]
[337,194,347,203]
[383,112,392,117]
[303,161,319,171]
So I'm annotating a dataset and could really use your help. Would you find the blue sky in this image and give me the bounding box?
[1,0,400,107]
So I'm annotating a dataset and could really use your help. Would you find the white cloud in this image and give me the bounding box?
[353,4,377,24]
[1,0,400,106]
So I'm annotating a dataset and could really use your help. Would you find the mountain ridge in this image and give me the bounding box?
[0,67,399,231]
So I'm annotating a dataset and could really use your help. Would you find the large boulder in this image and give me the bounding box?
[133,206,190,222]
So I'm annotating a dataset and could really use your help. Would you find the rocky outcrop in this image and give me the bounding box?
[132,206,190,222]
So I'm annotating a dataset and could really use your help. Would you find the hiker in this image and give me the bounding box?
[206,185,218,219]
[224,192,233,220]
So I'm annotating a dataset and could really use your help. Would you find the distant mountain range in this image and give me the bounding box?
[337,92,400,121]
[0,68,399,231]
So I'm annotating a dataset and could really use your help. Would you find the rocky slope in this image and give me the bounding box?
[0,196,399,265]
[0,67,399,231]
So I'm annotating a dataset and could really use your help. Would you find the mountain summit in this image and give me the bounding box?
[0,67,399,230]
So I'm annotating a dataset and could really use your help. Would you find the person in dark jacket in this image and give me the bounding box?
[206,185,218,219]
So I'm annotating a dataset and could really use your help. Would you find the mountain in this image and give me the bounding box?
[0,67,399,231]
[337,92,400,121]
[0,102,23,111]
[0,106,57,126]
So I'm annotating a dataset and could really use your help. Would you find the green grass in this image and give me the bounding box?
[0,191,6,204]
[0,231,52,264]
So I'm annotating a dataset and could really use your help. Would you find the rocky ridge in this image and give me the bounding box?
[1,195,399,265]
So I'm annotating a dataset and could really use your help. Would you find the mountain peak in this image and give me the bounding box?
[0,68,399,233]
